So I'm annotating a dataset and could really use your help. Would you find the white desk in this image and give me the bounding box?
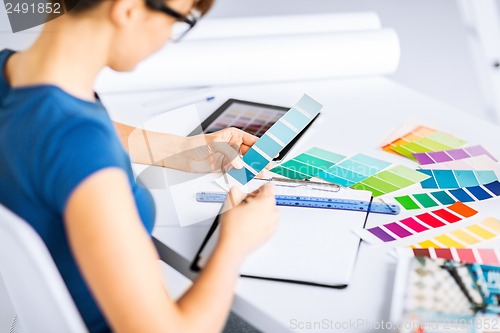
[102,76,500,333]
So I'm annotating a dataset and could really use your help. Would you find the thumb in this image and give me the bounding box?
[209,142,244,169]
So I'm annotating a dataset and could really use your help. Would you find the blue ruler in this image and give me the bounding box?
[196,192,400,215]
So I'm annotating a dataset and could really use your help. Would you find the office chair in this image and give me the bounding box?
[0,204,88,333]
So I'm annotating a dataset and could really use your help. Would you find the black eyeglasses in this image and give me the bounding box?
[145,0,198,42]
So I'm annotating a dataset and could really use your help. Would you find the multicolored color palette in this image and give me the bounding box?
[412,217,500,248]
[413,145,498,166]
[381,126,467,160]
[409,248,500,265]
[223,95,322,185]
[419,169,498,189]
[356,202,478,244]
[351,165,430,197]
[394,181,500,210]
[270,147,346,180]
[315,154,391,187]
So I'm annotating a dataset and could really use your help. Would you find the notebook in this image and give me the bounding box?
[191,186,372,288]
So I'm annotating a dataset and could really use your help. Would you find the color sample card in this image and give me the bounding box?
[394,180,500,210]
[417,155,499,173]
[382,126,437,154]
[315,154,391,187]
[356,202,478,245]
[411,217,500,248]
[419,169,499,189]
[413,145,498,166]
[409,247,500,266]
[270,147,346,180]
[221,95,322,186]
[351,165,430,197]
[381,126,467,160]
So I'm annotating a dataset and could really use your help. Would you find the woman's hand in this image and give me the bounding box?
[176,127,259,173]
[217,184,279,263]
[115,122,262,173]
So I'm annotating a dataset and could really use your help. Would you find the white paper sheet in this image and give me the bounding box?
[196,187,372,286]
[183,12,382,40]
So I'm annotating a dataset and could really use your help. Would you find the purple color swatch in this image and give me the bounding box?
[431,151,453,163]
[385,222,413,238]
[368,227,395,242]
[466,145,498,162]
[448,148,470,160]
[413,145,498,165]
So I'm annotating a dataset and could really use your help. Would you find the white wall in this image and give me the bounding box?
[205,0,488,121]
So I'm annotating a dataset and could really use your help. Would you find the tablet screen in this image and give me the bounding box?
[205,101,287,136]
[190,99,319,161]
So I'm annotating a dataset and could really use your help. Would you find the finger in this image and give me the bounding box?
[240,144,252,155]
[255,183,275,199]
[209,142,244,169]
[237,129,259,148]
[224,186,247,209]
[229,155,244,169]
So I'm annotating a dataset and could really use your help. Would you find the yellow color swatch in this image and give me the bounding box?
[450,229,480,245]
[467,225,496,240]
[418,240,441,248]
[481,217,500,233]
[434,235,465,248]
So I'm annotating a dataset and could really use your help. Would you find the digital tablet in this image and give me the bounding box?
[189,99,320,161]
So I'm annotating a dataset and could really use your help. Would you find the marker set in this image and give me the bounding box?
[223,94,322,185]
[382,126,467,160]
[413,145,497,166]
[419,169,498,189]
[270,147,346,180]
[351,165,430,197]
[409,248,500,266]
[356,202,478,245]
[394,181,500,210]
[411,217,500,249]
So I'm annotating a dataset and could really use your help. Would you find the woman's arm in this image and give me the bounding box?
[64,168,277,333]
[113,121,188,167]
[114,121,258,173]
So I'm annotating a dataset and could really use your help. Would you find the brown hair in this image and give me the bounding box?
[65,0,214,16]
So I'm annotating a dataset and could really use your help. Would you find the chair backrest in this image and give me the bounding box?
[0,204,88,333]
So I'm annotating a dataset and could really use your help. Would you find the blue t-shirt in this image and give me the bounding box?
[0,49,156,333]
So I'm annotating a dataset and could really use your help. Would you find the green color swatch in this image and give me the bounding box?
[352,165,430,197]
[391,131,467,160]
[395,195,421,210]
[413,193,439,208]
[271,147,346,180]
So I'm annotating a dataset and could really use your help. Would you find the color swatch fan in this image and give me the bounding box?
[393,180,500,211]
[217,94,322,189]
[355,202,479,246]
[382,126,467,161]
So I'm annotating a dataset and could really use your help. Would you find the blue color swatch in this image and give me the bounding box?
[420,169,499,189]
[226,94,322,185]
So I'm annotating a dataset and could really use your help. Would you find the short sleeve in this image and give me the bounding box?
[38,119,125,213]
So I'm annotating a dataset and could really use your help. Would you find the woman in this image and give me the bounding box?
[0,0,279,332]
